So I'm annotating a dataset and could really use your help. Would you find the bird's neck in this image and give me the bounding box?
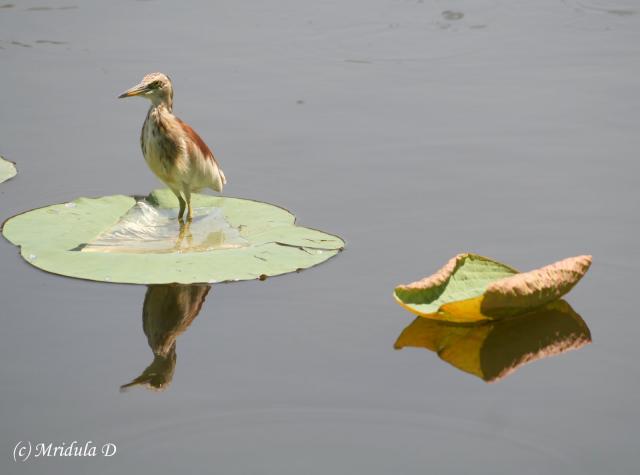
[148,101,172,116]
[149,94,173,112]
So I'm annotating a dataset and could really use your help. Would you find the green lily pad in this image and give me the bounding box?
[1,189,344,284]
[394,253,592,323]
[0,156,17,183]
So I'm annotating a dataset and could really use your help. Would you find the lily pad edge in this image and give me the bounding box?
[0,155,17,184]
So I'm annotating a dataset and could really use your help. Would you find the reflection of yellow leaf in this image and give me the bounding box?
[395,300,591,382]
[394,254,592,322]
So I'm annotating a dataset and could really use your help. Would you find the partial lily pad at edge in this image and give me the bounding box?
[1,189,345,284]
[394,254,592,323]
[0,155,17,183]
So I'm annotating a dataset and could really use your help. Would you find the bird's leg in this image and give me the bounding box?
[184,187,193,222]
[185,221,193,247]
[175,220,187,249]
[175,218,193,250]
[178,197,186,222]
[170,188,186,221]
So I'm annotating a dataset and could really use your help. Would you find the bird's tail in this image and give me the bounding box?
[209,166,226,193]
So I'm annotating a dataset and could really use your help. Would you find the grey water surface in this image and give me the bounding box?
[1,1,639,474]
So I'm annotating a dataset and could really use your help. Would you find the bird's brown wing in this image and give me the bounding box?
[175,118,222,168]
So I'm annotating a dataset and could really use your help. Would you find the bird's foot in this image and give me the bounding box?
[175,219,190,250]
[176,219,194,250]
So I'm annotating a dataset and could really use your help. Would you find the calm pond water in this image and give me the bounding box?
[1,1,639,473]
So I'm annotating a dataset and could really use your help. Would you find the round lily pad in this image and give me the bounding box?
[0,156,17,184]
[1,189,345,284]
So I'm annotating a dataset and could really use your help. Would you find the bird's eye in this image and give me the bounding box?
[150,81,161,89]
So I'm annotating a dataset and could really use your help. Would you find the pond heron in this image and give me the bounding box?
[118,72,226,221]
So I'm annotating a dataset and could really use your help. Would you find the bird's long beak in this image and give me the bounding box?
[118,83,148,99]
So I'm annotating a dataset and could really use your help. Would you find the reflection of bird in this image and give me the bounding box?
[121,284,211,391]
[118,72,226,222]
[395,300,591,383]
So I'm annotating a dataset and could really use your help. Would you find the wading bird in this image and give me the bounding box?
[118,72,226,222]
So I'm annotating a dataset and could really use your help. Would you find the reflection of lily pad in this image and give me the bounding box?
[0,156,17,183]
[394,254,592,323]
[395,300,591,382]
[2,189,345,284]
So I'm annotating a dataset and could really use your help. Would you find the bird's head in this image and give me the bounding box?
[118,72,173,110]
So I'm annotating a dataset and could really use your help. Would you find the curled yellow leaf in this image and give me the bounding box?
[394,254,592,322]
